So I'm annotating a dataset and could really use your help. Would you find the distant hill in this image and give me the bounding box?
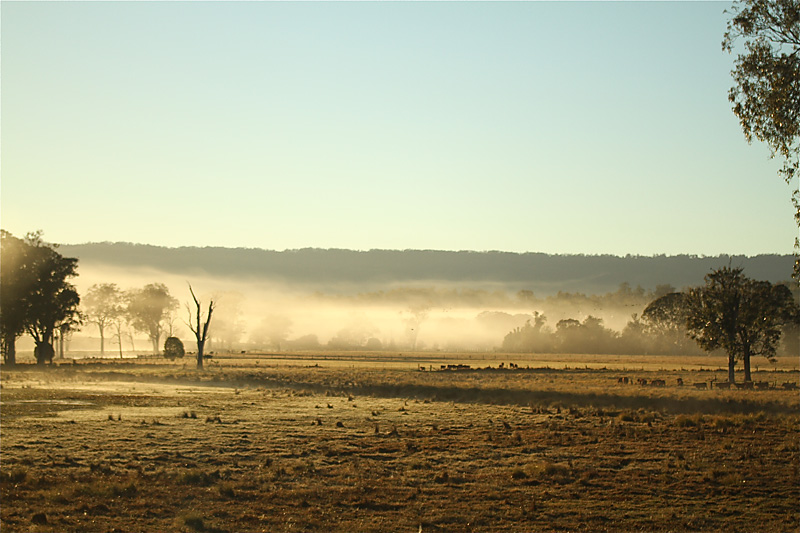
[58,243,795,296]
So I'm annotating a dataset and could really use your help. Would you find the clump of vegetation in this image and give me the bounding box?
[674,414,705,428]
[217,481,236,499]
[517,460,574,484]
[164,337,185,359]
[76,480,138,499]
[179,512,206,532]
[177,470,218,487]
[2,468,27,485]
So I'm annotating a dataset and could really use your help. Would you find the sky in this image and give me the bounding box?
[1,1,797,257]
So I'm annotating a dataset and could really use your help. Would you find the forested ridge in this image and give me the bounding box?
[60,243,794,295]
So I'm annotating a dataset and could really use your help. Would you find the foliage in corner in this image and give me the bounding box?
[723,0,800,278]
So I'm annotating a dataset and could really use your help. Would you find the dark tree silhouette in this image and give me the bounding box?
[187,284,214,369]
[26,237,81,365]
[164,336,185,359]
[0,231,81,365]
[640,292,695,353]
[1,231,35,365]
[686,266,800,382]
[127,283,178,354]
[723,0,800,277]
[501,312,553,353]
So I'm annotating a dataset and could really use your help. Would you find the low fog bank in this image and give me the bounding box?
[62,259,799,359]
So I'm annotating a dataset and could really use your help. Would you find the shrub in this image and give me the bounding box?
[164,337,185,359]
[674,414,704,428]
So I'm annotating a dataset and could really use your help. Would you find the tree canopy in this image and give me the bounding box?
[83,283,124,356]
[127,283,178,354]
[723,0,800,276]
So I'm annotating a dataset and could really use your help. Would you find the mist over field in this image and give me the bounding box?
[49,244,796,356]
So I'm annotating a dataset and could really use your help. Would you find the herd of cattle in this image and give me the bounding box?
[617,376,799,391]
[422,364,798,391]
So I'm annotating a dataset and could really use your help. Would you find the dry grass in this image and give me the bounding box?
[1,356,798,532]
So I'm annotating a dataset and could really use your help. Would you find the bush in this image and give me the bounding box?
[164,337,185,359]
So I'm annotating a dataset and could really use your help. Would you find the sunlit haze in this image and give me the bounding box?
[1,1,796,256]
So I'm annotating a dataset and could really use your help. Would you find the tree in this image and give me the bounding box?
[0,231,81,365]
[164,336,185,359]
[639,292,696,354]
[554,316,618,355]
[27,237,82,365]
[685,266,800,382]
[723,0,800,277]
[127,283,178,354]
[403,304,430,351]
[83,283,123,356]
[109,292,136,358]
[186,284,215,369]
[1,231,36,365]
[501,312,553,353]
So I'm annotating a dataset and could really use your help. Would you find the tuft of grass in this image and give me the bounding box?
[510,467,527,480]
[75,480,138,499]
[178,470,218,486]
[525,460,573,484]
[2,468,27,485]
[674,414,704,428]
[112,481,139,498]
[217,481,236,499]
[618,411,636,422]
[179,511,206,531]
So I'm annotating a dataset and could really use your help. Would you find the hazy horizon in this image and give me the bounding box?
[18,243,788,359]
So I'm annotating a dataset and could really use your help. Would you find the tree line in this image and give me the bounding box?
[59,242,794,297]
[1,231,215,368]
[503,266,800,383]
[2,230,798,383]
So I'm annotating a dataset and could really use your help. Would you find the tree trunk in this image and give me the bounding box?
[35,341,55,365]
[196,339,204,369]
[728,353,736,383]
[2,336,16,366]
[99,324,105,356]
[743,346,752,382]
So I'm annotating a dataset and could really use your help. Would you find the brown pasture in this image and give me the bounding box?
[1,355,798,532]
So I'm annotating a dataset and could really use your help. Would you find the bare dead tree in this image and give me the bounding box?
[186,284,215,369]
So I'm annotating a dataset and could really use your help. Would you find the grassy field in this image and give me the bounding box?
[1,354,798,532]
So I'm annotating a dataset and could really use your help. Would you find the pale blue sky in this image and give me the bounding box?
[1,1,796,256]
